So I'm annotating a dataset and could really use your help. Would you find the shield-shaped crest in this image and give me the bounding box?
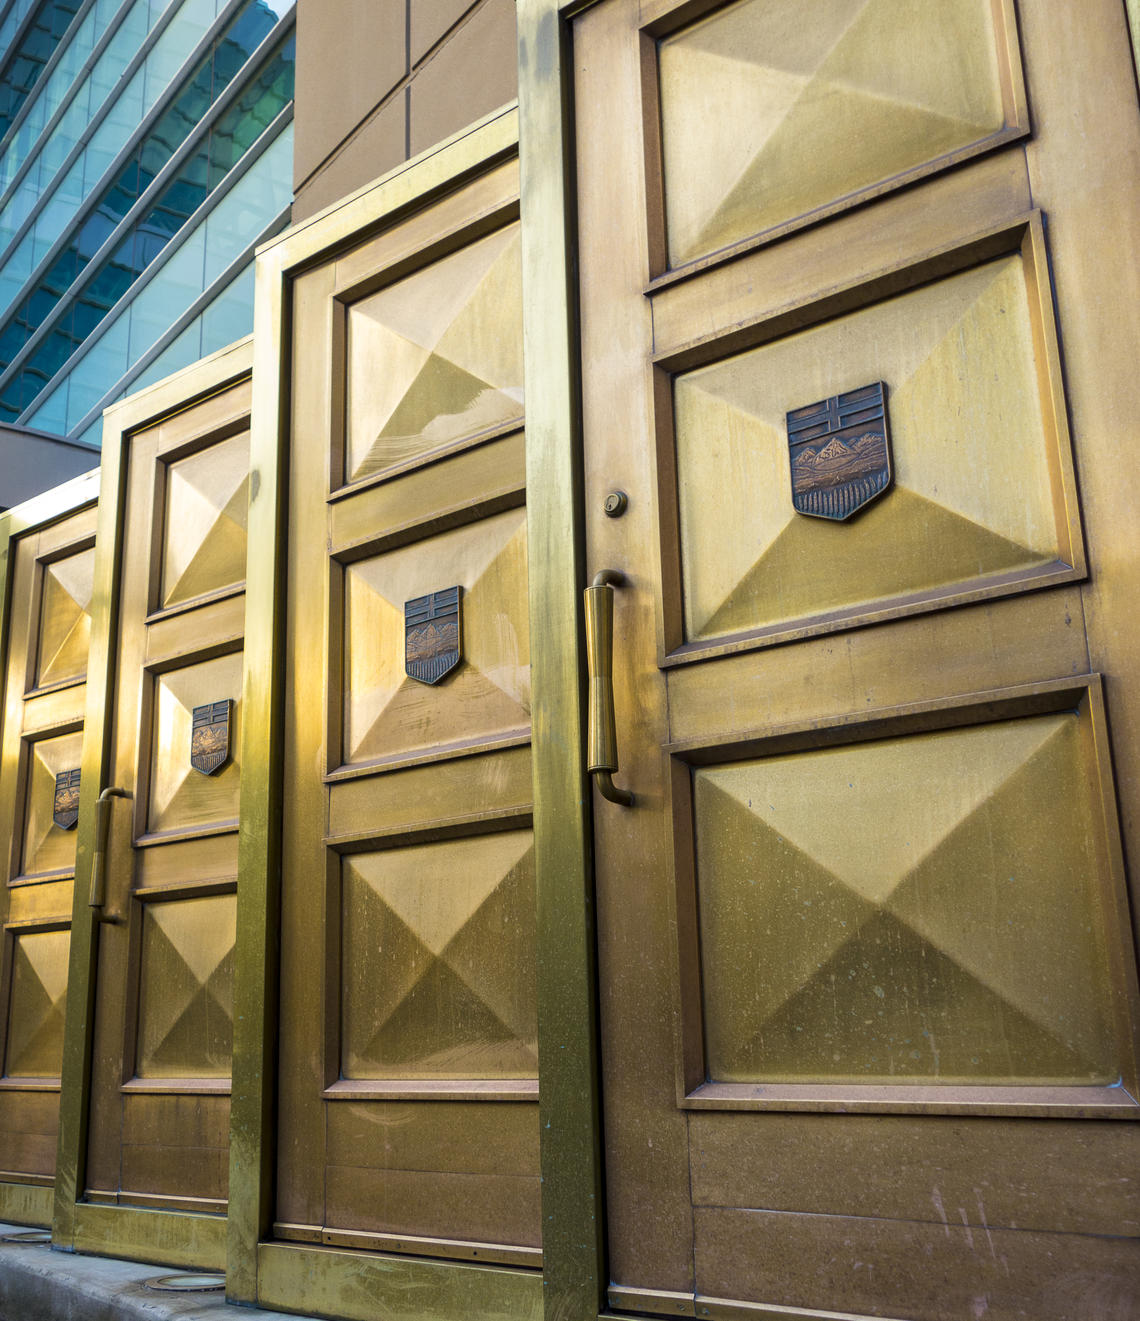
[53,768,80,830]
[190,700,231,776]
[405,586,462,685]
[786,381,892,521]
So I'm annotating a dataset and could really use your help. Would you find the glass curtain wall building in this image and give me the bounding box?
[0,0,294,452]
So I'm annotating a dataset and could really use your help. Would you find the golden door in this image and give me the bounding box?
[272,139,541,1278]
[0,478,97,1225]
[70,348,252,1263]
[573,0,1140,1316]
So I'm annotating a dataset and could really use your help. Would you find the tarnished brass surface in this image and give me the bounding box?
[34,547,94,691]
[54,339,253,1262]
[5,928,69,1078]
[341,832,536,1080]
[0,474,97,1206]
[146,655,243,835]
[694,712,1117,1086]
[584,571,634,806]
[674,251,1072,646]
[159,431,250,610]
[657,0,1018,266]
[345,223,523,484]
[343,507,529,767]
[19,732,85,879]
[571,0,1140,1315]
[249,106,539,1305]
[256,1242,542,1321]
[135,895,236,1079]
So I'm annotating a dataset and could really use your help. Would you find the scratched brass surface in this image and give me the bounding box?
[659,0,1008,265]
[160,431,250,608]
[34,546,94,690]
[19,730,84,878]
[134,895,236,1079]
[5,928,69,1078]
[341,832,537,1079]
[675,254,1063,645]
[343,507,530,766]
[272,118,540,1268]
[146,653,243,835]
[694,713,1116,1085]
[345,222,524,484]
[572,0,1140,1314]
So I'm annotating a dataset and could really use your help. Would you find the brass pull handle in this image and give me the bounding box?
[89,787,130,916]
[584,570,634,807]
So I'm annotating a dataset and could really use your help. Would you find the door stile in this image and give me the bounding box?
[54,435,127,1250]
[53,340,254,1265]
[0,471,99,1230]
[517,5,608,1321]
[227,235,290,1308]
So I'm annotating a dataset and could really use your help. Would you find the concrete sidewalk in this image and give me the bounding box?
[0,1223,320,1321]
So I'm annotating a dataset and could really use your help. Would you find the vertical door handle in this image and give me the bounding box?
[584,570,634,807]
[89,787,130,918]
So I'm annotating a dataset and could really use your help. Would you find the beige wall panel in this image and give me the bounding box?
[326,1099,538,1176]
[293,0,406,190]
[692,1206,1139,1320]
[292,97,407,225]
[408,0,517,157]
[411,0,475,64]
[325,1166,540,1248]
[689,1114,1140,1238]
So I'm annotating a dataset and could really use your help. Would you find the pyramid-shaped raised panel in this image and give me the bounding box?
[341,831,537,1080]
[19,729,84,879]
[5,927,69,1078]
[160,431,250,609]
[659,0,1009,264]
[693,713,1119,1086]
[146,652,242,836]
[135,894,235,1079]
[342,507,530,767]
[675,254,1064,644]
[344,223,524,484]
[33,545,94,690]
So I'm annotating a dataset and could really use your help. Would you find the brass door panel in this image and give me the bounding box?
[276,154,541,1269]
[0,489,96,1203]
[570,0,1140,1316]
[82,372,251,1228]
[654,0,1025,269]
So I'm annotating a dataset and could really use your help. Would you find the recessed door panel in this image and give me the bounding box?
[0,491,96,1198]
[278,157,541,1266]
[657,0,1021,266]
[675,248,1075,646]
[692,711,1117,1088]
[573,0,1140,1315]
